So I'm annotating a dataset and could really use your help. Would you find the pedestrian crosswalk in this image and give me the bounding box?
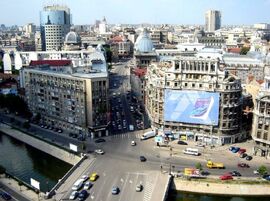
[111,133,142,139]
[143,172,158,201]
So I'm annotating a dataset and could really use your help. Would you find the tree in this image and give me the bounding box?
[195,162,202,170]
[23,121,31,129]
[18,181,23,191]
[258,165,268,175]
[240,47,250,55]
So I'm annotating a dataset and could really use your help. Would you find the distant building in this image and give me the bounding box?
[63,31,81,51]
[205,10,221,32]
[40,4,71,51]
[99,17,107,34]
[20,51,109,138]
[252,76,270,157]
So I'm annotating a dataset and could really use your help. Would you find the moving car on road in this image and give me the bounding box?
[112,186,120,195]
[95,138,106,143]
[177,140,188,145]
[131,141,136,146]
[90,172,98,181]
[140,156,146,162]
[95,149,105,155]
[136,184,143,192]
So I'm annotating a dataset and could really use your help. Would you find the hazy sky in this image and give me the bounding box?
[1,0,270,26]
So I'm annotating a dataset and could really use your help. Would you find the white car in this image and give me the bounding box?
[83,181,93,190]
[95,149,105,155]
[69,191,78,200]
[131,141,136,146]
[81,175,89,182]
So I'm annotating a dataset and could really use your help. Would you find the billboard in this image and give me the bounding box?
[164,90,219,125]
[69,143,78,152]
[30,178,40,190]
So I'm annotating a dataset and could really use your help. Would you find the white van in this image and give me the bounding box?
[183,148,200,156]
[72,179,84,190]
[141,131,156,140]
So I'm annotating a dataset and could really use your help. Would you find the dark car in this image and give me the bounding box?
[177,140,188,145]
[0,192,12,200]
[238,163,250,168]
[230,171,241,177]
[239,153,247,158]
[78,190,88,201]
[246,155,253,161]
[95,138,106,143]
[140,156,146,162]
[262,174,270,181]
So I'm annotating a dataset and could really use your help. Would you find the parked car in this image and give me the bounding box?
[238,148,246,154]
[246,155,253,161]
[239,153,248,158]
[238,163,250,168]
[81,175,89,182]
[229,171,241,177]
[112,186,120,195]
[69,191,79,200]
[177,140,188,145]
[0,192,12,200]
[78,190,88,201]
[131,141,136,146]
[262,174,270,181]
[219,174,233,180]
[83,181,93,190]
[136,184,143,192]
[95,138,106,143]
[140,156,146,162]
[95,149,105,155]
[232,147,240,153]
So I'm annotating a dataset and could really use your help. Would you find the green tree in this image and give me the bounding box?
[18,181,23,191]
[81,142,86,150]
[23,121,31,129]
[258,165,268,175]
[195,162,202,170]
[240,47,250,55]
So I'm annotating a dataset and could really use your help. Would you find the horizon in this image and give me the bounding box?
[1,0,270,27]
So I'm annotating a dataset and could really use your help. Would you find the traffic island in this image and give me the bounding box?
[172,177,270,196]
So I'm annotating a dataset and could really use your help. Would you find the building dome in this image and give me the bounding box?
[65,31,81,44]
[135,28,154,53]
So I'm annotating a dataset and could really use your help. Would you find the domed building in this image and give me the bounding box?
[63,31,81,51]
[134,28,157,67]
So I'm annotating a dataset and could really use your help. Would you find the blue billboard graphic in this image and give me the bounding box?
[164,90,220,125]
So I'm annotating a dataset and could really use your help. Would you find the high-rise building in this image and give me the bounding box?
[40,4,71,51]
[205,10,221,32]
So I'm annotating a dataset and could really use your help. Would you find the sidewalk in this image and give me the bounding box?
[0,175,47,201]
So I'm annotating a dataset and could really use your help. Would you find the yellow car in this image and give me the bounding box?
[89,172,98,181]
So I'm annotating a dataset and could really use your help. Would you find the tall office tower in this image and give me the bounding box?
[205,10,221,32]
[40,4,71,51]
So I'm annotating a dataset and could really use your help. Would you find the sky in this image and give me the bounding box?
[1,0,270,26]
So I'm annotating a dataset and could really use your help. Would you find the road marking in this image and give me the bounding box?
[120,178,124,182]
[129,180,133,184]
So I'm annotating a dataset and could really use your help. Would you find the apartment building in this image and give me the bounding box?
[252,76,270,157]
[20,53,109,138]
[145,57,244,145]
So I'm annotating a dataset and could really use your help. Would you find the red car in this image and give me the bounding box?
[238,148,246,154]
[238,163,250,168]
[219,174,233,180]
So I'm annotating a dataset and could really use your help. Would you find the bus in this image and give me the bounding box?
[183,148,200,156]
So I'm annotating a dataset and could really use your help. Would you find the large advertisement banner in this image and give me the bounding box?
[164,90,219,125]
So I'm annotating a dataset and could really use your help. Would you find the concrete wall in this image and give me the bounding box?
[173,178,270,196]
[0,123,81,165]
